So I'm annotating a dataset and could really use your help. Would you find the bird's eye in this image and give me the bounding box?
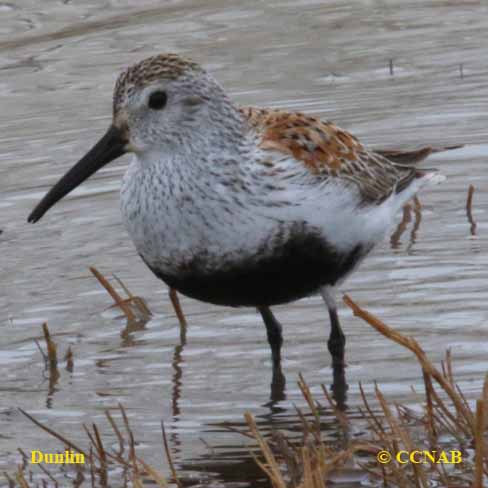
[148,91,167,110]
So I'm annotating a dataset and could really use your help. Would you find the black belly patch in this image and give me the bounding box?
[142,231,368,307]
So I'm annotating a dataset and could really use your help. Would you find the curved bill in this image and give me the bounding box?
[28,125,127,223]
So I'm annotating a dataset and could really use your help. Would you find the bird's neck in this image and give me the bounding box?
[139,102,252,171]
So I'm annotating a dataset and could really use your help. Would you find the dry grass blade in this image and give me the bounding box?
[239,297,488,488]
[12,292,488,488]
[445,349,454,386]
[90,266,137,322]
[136,456,169,487]
[4,471,15,488]
[343,294,474,430]
[376,386,428,488]
[422,370,437,445]
[92,423,107,467]
[17,402,175,487]
[358,383,385,437]
[113,273,152,318]
[301,447,324,488]
[82,424,98,456]
[41,322,57,370]
[427,381,470,439]
[104,410,124,457]
[132,472,145,488]
[483,374,488,403]
[244,410,356,488]
[38,323,58,385]
[19,409,88,459]
[294,405,312,445]
[15,467,29,488]
[89,447,95,487]
[221,422,255,439]
[472,399,486,488]
[244,412,287,488]
[88,268,153,328]
[34,338,47,366]
[320,384,348,433]
[35,462,58,486]
[298,374,321,438]
[39,322,60,392]
[272,431,302,486]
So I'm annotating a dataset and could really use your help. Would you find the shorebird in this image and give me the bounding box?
[29,53,448,388]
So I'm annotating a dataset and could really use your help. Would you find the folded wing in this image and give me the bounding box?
[241,107,439,205]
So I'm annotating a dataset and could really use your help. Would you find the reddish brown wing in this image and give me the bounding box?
[241,106,363,173]
[240,106,419,204]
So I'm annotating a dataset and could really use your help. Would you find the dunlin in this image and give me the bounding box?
[29,53,448,388]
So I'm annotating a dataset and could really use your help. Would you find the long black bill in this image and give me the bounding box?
[28,125,127,223]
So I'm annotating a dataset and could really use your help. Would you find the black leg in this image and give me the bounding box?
[327,308,348,410]
[321,287,348,409]
[258,306,286,389]
[327,307,345,367]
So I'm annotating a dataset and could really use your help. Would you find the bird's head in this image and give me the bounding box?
[28,53,231,223]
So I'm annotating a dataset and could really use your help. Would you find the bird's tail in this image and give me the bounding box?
[376,144,463,166]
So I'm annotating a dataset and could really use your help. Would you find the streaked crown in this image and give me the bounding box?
[113,53,203,114]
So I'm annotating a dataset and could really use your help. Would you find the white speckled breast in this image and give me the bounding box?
[120,146,398,283]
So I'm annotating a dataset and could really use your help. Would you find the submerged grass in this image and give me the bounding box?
[10,404,171,488]
[243,296,487,488]
[89,267,152,324]
[7,289,487,487]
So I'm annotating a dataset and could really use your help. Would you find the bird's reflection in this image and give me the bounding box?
[165,305,350,486]
[331,362,348,412]
[268,363,347,410]
[44,370,60,409]
[34,336,60,409]
[168,309,188,458]
[466,184,477,236]
[269,377,286,405]
[171,315,186,419]
[119,318,146,347]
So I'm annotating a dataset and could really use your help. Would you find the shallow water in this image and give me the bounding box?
[1,1,488,486]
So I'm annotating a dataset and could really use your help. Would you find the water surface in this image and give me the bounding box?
[1,1,488,486]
